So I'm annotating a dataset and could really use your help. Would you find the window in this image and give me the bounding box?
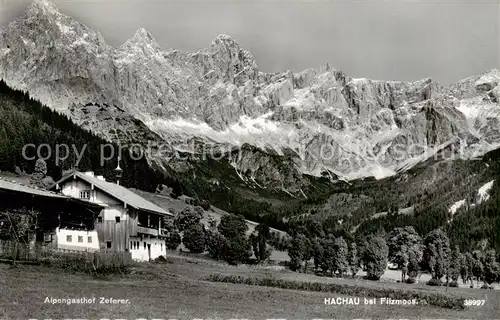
[97,216,103,223]
[78,236,83,243]
[130,241,133,250]
[106,241,112,249]
[88,236,92,243]
[80,190,91,199]
[144,242,146,250]
[161,243,163,250]
[66,235,72,242]
[115,216,120,223]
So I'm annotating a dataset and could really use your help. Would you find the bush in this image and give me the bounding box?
[206,274,466,310]
[154,255,169,263]
[361,235,388,281]
[423,229,450,280]
[0,209,38,242]
[225,235,251,265]
[174,206,204,231]
[405,278,417,284]
[206,230,228,260]
[41,176,55,189]
[38,251,131,275]
[449,281,458,287]
[218,214,248,239]
[182,224,206,253]
[165,230,181,250]
[269,233,290,252]
[426,278,442,286]
[287,233,309,271]
[250,223,273,263]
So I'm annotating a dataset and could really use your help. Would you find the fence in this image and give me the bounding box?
[0,240,132,273]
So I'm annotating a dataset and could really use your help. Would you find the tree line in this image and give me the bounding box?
[161,202,500,288]
[286,225,500,287]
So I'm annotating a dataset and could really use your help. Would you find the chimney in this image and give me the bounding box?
[84,171,94,177]
[96,175,105,181]
[114,156,123,186]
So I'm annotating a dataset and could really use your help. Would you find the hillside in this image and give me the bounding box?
[130,187,287,236]
[297,148,500,254]
[130,188,290,261]
[1,0,500,254]
[0,80,172,192]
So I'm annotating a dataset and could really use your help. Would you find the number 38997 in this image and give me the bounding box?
[464,299,486,306]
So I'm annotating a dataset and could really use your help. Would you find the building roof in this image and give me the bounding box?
[0,178,68,199]
[0,177,104,209]
[54,171,172,216]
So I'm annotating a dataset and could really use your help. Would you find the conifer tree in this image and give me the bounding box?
[348,242,360,278]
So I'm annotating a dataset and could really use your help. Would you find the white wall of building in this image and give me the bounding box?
[56,228,100,252]
[129,235,166,261]
[59,174,166,259]
[102,205,127,221]
[60,178,127,222]
[61,178,120,206]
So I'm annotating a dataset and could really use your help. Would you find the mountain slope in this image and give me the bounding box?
[0,80,170,192]
[2,0,500,193]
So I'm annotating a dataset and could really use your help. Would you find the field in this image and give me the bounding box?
[0,254,499,320]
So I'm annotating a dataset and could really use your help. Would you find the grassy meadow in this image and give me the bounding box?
[0,253,499,320]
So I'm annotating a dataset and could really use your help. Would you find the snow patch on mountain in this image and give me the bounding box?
[449,199,466,215]
[447,179,495,223]
[147,114,289,149]
[478,180,494,203]
[354,165,396,180]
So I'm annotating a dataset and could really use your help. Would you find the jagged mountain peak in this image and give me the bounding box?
[14,0,105,46]
[131,28,156,44]
[208,33,252,58]
[120,27,162,54]
[211,34,239,46]
[29,0,58,10]
[27,0,60,17]
[184,33,259,82]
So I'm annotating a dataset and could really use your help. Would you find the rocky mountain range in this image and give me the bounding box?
[1,0,500,195]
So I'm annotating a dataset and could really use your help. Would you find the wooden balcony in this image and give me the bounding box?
[137,226,159,236]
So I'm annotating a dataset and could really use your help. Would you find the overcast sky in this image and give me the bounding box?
[1,0,499,85]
